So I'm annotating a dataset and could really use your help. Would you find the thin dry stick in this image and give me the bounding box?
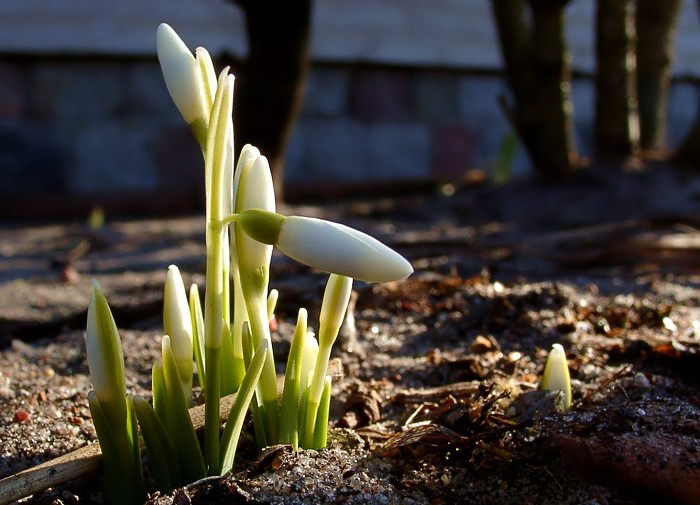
[0,394,238,505]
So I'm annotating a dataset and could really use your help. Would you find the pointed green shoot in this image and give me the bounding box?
[279,308,308,448]
[302,274,352,448]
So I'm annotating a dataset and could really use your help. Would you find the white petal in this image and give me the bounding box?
[195,46,217,110]
[277,216,413,283]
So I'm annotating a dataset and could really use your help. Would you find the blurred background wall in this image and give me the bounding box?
[1,0,700,218]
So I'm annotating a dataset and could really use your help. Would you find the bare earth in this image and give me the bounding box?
[1,165,699,505]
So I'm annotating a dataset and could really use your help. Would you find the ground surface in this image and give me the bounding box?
[1,165,699,504]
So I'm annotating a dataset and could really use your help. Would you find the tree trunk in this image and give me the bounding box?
[232,0,312,201]
[491,0,576,179]
[595,0,640,160]
[636,0,682,153]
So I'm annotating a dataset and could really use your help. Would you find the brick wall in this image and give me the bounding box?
[1,1,700,218]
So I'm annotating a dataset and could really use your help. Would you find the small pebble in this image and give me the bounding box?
[14,409,30,423]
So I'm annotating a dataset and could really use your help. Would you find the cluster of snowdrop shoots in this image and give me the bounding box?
[84,23,413,504]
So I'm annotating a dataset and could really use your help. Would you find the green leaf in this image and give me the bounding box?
[162,336,206,482]
[220,339,269,474]
[312,376,332,449]
[88,391,144,505]
[133,395,181,491]
[189,284,206,386]
[279,309,307,448]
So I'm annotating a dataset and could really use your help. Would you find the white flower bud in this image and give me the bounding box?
[85,280,127,425]
[542,343,572,410]
[319,274,353,346]
[234,154,276,276]
[156,23,209,125]
[300,331,319,393]
[164,265,193,364]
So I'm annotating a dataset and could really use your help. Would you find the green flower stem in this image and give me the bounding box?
[220,321,237,396]
[242,321,269,449]
[229,263,246,391]
[190,117,208,149]
[204,344,221,475]
[203,70,234,475]
[302,275,352,448]
[301,342,333,448]
[221,239,231,329]
[244,294,279,444]
[220,339,269,474]
[297,383,311,446]
[312,376,332,449]
[133,395,180,491]
[279,309,307,448]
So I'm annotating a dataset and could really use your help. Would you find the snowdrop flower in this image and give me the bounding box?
[163,265,194,401]
[542,343,572,410]
[85,280,127,426]
[233,151,276,278]
[237,210,413,283]
[156,23,214,142]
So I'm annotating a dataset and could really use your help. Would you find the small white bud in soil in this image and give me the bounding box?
[541,343,572,410]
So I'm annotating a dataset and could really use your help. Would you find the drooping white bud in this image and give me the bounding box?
[236,210,413,283]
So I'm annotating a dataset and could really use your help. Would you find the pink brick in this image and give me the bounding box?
[432,124,475,178]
